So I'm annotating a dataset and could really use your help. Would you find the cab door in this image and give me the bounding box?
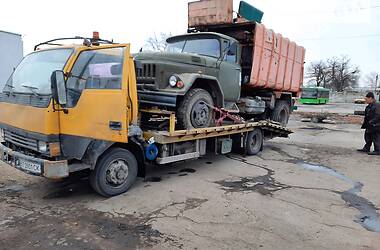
[218,41,241,102]
[59,45,132,144]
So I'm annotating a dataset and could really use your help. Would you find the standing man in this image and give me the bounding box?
[358,92,380,155]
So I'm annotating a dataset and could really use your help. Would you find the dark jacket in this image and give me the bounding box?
[362,102,380,130]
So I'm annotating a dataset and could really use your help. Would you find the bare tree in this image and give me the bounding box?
[306,61,328,87]
[364,71,379,89]
[305,56,360,91]
[326,56,360,92]
[143,32,172,52]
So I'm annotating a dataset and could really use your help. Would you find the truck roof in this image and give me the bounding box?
[167,32,238,44]
[0,30,22,37]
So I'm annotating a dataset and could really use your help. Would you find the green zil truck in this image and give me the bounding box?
[135,0,306,129]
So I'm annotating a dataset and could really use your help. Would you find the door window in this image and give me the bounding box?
[66,47,124,108]
[225,43,237,63]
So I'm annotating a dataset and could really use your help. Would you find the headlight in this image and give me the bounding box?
[38,141,48,152]
[169,75,178,87]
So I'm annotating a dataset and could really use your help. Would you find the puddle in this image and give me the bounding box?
[300,126,326,131]
[178,173,188,177]
[216,175,289,196]
[300,162,380,233]
[206,162,213,165]
[180,168,196,173]
[0,184,26,192]
[301,163,354,184]
[217,156,289,196]
[44,179,93,199]
[144,177,162,183]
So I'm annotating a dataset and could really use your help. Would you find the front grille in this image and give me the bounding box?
[4,130,38,151]
[136,63,156,84]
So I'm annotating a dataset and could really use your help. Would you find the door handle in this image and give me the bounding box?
[109,121,122,131]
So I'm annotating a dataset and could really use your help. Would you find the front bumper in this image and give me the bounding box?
[0,143,69,179]
[138,90,178,108]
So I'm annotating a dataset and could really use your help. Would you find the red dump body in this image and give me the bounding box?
[188,0,234,27]
[250,24,305,95]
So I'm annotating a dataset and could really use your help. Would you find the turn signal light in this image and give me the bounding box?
[49,142,61,157]
[177,81,185,89]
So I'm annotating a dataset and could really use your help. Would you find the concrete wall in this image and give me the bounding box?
[0,31,23,88]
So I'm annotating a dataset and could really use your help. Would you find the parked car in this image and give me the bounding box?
[354,98,366,104]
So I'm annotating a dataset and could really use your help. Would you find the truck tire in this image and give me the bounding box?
[271,100,290,127]
[178,88,214,129]
[90,148,138,197]
[245,129,263,156]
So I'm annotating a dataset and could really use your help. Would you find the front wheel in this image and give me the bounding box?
[90,148,138,197]
[178,88,214,129]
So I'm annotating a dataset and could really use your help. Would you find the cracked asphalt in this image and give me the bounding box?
[1,115,380,250]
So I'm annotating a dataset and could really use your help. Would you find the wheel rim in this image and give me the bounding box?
[105,158,129,187]
[191,100,210,127]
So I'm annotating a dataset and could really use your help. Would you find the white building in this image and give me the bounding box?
[0,30,23,88]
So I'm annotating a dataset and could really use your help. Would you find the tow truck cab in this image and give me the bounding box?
[0,36,144,194]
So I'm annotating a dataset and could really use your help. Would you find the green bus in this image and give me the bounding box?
[300,87,330,105]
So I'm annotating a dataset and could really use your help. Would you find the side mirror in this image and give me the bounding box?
[51,70,67,105]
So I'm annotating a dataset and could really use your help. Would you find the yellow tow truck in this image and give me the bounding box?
[0,34,291,197]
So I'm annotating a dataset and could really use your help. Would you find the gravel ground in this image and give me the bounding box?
[0,115,379,250]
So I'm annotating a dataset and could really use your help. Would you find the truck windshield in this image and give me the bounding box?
[166,38,221,58]
[2,49,72,95]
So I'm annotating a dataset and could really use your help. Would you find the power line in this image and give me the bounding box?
[312,5,380,12]
[355,5,380,10]
[273,5,380,16]
[299,34,380,41]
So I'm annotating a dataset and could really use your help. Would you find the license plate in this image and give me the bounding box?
[17,159,42,175]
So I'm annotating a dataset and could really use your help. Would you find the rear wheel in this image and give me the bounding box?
[271,100,290,127]
[245,129,263,156]
[178,88,214,129]
[90,148,138,197]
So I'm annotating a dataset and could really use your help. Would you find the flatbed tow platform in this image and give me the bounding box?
[140,110,292,165]
[144,120,291,144]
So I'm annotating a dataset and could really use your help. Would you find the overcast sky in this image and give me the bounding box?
[1,0,379,84]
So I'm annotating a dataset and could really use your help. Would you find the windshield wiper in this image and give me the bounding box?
[21,84,41,97]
